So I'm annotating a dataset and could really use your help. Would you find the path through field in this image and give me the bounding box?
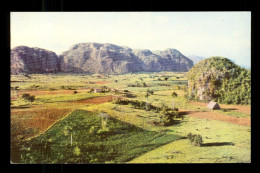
[179,109,250,127]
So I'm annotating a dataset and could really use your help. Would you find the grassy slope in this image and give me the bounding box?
[129,115,250,163]
[18,109,179,164]
[11,72,251,163]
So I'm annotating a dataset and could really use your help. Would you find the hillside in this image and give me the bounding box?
[13,109,177,163]
[186,57,251,104]
[11,43,194,74]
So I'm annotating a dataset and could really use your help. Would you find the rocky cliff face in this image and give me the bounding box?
[11,46,60,74]
[59,43,143,74]
[59,43,194,74]
[11,43,194,74]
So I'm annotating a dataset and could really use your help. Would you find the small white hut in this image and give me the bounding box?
[207,101,221,110]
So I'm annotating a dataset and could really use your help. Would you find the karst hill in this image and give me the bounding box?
[186,57,251,105]
[11,42,194,74]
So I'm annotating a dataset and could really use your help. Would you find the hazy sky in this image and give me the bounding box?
[11,12,251,68]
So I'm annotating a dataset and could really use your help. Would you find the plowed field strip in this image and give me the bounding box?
[180,109,250,127]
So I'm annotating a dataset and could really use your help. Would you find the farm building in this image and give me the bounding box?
[94,88,102,93]
[207,101,221,110]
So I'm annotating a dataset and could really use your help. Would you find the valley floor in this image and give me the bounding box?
[10,73,251,163]
[129,114,250,163]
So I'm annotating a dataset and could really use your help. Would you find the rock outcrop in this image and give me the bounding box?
[11,46,60,74]
[59,42,194,74]
[186,57,251,104]
[59,43,143,74]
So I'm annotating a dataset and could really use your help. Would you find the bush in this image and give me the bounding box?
[21,94,35,102]
[187,133,203,146]
[172,91,178,97]
[73,91,78,94]
[159,108,178,126]
[147,89,154,95]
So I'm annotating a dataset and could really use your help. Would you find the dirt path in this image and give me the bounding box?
[15,89,91,96]
[179,109,250,127]
[189,101,251,115]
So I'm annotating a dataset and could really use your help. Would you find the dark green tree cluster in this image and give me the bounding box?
[187,133,203,147]
[158,106,179,126]
[21,93,35,102]
[114,99,179,126]
[186,57,251,105]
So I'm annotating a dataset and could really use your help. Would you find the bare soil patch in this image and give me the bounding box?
[11,107,72,137]
[73,95,120,104]
[189,101,251,115]
[17,89,90,96]
[179,109,250,127]
[93,81,110,84]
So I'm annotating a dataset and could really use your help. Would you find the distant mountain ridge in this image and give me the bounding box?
[186,55,205,64]
[11,42,194,74]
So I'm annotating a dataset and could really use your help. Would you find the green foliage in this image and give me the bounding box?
[147,89,154,95]
[187,57,251,105]
[21,93,35,102]
[89,88,94,93]
[157,104,179,126]
[187,133,203,146]
[16,109,178,163]
[73,146,81,156]
[172,91,178,97]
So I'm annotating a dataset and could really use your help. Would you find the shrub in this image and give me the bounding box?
[187,133,203,146]
[21,93,35,102]
[89,88,94,93]
[172,91,178,97]
[73,91,78,94]
[147,89,154,95]
[89,126,99,134]
[159,109,178,126]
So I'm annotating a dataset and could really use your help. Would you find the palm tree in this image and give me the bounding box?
[172,91,178,109]
[64,126,73,146]
[145,92,151,112]
[99,112,110,130]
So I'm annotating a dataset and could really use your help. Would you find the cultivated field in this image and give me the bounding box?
[10,72,251,163]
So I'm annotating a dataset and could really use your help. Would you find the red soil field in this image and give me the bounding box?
[16,89,90,96]
[72,95,120,104]
[11,107,72,137]
[11,95,119,138]
[180,109,250,127]
[93,81,110,84]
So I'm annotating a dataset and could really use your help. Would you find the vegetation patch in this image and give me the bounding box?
[12,109,179,163]
[186,57,251,105]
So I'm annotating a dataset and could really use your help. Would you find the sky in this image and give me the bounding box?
[11,12,251,68]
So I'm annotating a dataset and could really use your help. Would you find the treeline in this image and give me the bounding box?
[113,99,180,126]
